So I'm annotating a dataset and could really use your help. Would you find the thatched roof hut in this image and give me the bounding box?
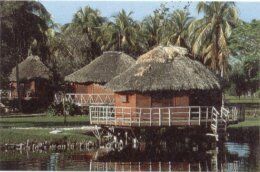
[65,51,135,84]
[9,55,52,82]
[106,46,222,92]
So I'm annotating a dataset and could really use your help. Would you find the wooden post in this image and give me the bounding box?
[188,107,191,125]
[62,94,67,125]
[130,108,132,126]
[168,108,171,126]
[150,108,152,126]
[122,108,125,126]
[106,107,108,125]
[206,107,209,127]
[90,106,92,124]
[139,109,141,127]
[199,106,201,125]
[159,108,161,126]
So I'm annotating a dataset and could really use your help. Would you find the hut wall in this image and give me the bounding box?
[74,83,89,93]
[114,93,136,108]
[136,94,151,107]
[10,80,36,98]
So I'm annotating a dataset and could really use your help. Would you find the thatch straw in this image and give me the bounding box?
[65,51,135,84]
[9,55,52,82]
[106,45,222,92]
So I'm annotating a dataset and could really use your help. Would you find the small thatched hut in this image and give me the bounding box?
[65,51,135,95]
[9,55,52,101]
[104,46,222,124]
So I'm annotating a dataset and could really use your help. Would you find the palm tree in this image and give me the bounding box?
[104,10,137,52]
[165,10,194,49]
[70,6,107,59]
[141,14,162,48]
[141,4,169,48]
[189,2,238,77]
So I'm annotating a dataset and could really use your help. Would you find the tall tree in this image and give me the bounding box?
[104,9,138,53]
[141,4,169,48]
[0,1,51,88]
[164,10,194,48]
[71,6,106,59]
[189,2,239,77]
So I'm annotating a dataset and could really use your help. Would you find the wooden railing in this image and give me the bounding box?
[211,107,219,139]
[90,106,214,127]
[54,93,114,106]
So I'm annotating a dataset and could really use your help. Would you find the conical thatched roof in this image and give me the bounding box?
[65,51,135,84]
[106,46,222,92]
[9,55,52,82]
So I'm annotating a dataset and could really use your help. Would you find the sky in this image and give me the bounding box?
[40,1,260,25]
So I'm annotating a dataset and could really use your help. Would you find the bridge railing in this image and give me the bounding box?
[54,93,115,106]
[90,106,214,127]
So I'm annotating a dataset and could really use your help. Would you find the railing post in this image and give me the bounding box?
[168,108,171,126]
[199,106,201,125]
[188,107,191,125]
[80,95,83,105]
[150,108,152,126]
[130,108,132,126]
[122,108,125,126]
[106,107,108,125]
[139,109,141,127]
[115,108,117,126]
[97,107,100,124]
[159,108,161,126]
[206,107,209,127]
[90,106,92,124]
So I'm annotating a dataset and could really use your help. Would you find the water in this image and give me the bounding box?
[0,127,259,171]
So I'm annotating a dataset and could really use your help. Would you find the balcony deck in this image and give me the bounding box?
[90,106,238,127]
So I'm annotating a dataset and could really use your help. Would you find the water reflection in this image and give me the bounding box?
[0,127,259,171]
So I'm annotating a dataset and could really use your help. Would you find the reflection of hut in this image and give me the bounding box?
[107,46,222,109]
[63,52,135,106]
[9,55,53,102]
[90,46,223,128]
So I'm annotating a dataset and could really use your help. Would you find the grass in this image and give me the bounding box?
[229,115,260,128]
[0,115,89,128]
[0,128,96,144]
[225,95,260,104]
[0,115,95,144]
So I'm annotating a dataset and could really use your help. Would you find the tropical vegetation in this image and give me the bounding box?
[1,1,259,97]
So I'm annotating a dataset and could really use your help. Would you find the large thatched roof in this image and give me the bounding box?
[9,55,52,82]
[106,46,222,92]
[65,51,135,84]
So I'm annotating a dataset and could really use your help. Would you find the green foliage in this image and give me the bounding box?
[3,1,258,95]
[0,1,52,88]
[189,2,239,77]
[63,101,82,116]
[228,62,247,97]
[229,20,260,57]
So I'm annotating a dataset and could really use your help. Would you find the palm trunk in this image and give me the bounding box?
[221,65,225,107]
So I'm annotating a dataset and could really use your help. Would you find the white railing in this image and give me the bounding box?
[222,106,239,122]
[221,106,229,123]
[54,93,114,106]
[211,107,219,138]
[90,106,213,127]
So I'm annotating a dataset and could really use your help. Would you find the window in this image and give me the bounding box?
[120,95,128,103]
